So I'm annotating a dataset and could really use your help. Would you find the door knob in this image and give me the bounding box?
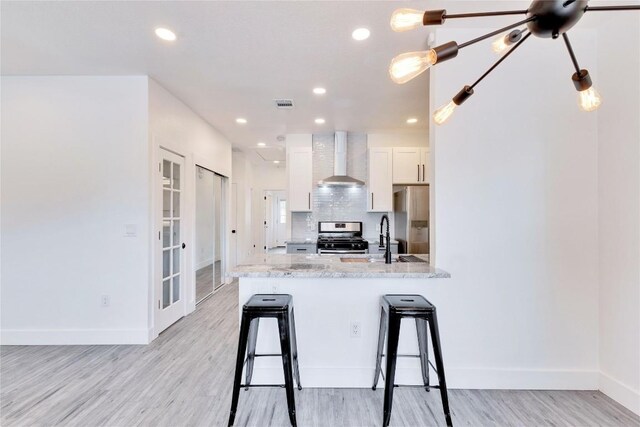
[181,243,186,249]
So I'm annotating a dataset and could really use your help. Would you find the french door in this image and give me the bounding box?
[156,149,186,333]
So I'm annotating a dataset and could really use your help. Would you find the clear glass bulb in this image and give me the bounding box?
[433,101,457,125]
[491,35,510,54]
[578,87,602,112]
[390,8,424,32]
[389,50,437,84]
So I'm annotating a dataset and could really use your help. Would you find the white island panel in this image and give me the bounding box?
[238,276,449,388]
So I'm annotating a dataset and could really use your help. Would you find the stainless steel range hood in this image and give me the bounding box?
[318,131,365,187]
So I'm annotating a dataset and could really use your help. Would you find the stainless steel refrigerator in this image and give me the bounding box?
[393,185,429,254]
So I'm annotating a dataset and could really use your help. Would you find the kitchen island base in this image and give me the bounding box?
[237,276,449,388]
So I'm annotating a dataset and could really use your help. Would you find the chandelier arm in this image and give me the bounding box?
[562,33,582,75]
[585,5,640,12]
[444,10,529,20]
[470,32,533,89]
[458,16,536,49]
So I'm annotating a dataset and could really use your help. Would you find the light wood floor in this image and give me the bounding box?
[1,282,639,427]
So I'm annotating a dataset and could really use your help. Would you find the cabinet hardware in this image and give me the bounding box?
[422,164,425,182]
[372,193,374,210]
[308,192,311,210]
[417,165,420,181]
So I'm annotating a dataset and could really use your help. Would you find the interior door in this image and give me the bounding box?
[156,149,186,333]
[230,182,238,268]
[264,193,273,251]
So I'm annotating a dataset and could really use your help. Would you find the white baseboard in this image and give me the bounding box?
[599,371,640,415]
[195,259,213,270]
[248,365,599,390]
[0,328,152,345]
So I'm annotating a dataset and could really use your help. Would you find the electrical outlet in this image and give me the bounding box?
[350,321,362,338]
[100,295,110,307]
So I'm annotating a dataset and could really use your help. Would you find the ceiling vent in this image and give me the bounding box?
[274,99,294,109]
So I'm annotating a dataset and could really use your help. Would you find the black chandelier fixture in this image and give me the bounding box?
[388,0,640,125]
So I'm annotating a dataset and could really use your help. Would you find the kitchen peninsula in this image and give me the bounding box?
[230,253,450,387]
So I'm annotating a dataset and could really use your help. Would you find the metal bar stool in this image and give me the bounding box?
[228,294,302,427]
[372,294,452,427]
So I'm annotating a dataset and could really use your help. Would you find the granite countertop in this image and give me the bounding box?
[364,237,399,245]
[285,239,317,245]
[230,254,450,279]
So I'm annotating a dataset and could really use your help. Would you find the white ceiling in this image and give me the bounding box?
[2,0,613,163]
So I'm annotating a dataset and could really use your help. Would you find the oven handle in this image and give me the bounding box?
[318,249,368,255]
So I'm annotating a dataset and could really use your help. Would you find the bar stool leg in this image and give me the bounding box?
[372,307,388,390]
[289,307,302,390]
[228,311,252,427]
[383,313,401,427]
[277,312,298,427]
[245,318,260,390]
[416,317,430,391]
[428,311,453,427]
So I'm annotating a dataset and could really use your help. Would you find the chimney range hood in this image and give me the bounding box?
[318,131,365,187]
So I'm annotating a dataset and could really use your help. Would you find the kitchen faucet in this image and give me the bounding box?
[379,214,392,264]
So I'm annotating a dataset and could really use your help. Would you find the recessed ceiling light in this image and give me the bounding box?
[315,118,326,124]
[273,160,280,164]
[257,142,266,147]
[313,87,327,95]
[236,118,247,124]
[352,28,370,41]
[406,118,418,124]
[155,27,176,41]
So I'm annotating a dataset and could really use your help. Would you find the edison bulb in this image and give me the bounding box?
[578,87,602,112]
[390,8,424,32]
[389,50,437,84]
[433,101,457,125]
[491,35,510,54]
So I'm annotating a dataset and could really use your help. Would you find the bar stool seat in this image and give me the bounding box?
[373,294,452,427]
[228,294,302,427]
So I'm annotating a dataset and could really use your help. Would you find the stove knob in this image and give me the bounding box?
[330,243,335,248]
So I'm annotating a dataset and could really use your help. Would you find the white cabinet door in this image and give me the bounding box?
[392,147,422,184]
[368,148,393,212]
[288,147,313,211]
[420,148,430,184]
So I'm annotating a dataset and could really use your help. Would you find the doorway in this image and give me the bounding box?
[156,149,187,333]
[195,166,226,304]
[263,190,287,253]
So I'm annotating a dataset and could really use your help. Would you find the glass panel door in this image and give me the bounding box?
[157,149,185,333]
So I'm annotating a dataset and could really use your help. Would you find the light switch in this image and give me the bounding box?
[124,224,137,237]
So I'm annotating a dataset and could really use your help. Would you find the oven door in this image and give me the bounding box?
[318,249,368,255]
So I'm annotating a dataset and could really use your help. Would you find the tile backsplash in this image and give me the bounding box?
[291,133,386,240]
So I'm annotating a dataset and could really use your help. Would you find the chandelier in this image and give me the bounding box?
[389,0,640,125]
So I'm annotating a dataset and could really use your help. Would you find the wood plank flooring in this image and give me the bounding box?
[1,282,639,427]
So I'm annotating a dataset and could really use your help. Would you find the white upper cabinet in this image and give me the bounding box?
[367,147,393,212]
[420,148,430,184]
[288,145,313,211]
[392,147,430,184]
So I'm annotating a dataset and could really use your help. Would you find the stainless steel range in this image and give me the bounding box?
[317,221,369,254]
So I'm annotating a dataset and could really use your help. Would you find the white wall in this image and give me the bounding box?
[430,28,600,389]
[1,76,151,344]
[148,78,233,329]
[596,13,640,414]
